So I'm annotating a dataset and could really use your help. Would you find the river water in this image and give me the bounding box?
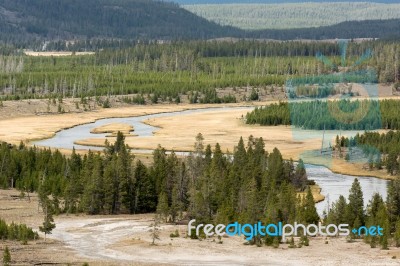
[33,107,389,215]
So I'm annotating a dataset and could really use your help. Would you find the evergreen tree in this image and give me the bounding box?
[394,220,400,247]
[376,203,390,250]
[292,159,307,190]
[347,178,364,226]
[81,154,104,214]
[157,191,169,222]
[39,199,56,241]
[268,148,285,185]
[302,188,319,224]
[326,195,347,225]
[133,161,156,214]
[387,179,400,226]
[2,246,11,266]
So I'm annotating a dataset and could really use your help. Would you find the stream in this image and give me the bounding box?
[33,107,389,215]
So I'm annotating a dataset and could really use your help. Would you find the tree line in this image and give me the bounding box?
[0,40,399,102]
[246,99,400,130]
[325,178,400,249]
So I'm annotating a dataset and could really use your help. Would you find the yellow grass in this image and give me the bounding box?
[0,100,399,179]
[90,123,134,135]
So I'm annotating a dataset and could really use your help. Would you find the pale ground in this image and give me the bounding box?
[24,51,95,56]
[1,189,399,266]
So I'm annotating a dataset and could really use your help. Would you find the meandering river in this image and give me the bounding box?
[33,107,389,215]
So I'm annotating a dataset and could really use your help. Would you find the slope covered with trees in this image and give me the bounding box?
[0,0,238,42]
[0,0,399,44]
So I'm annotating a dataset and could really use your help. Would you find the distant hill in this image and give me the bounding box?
[0,0,239,42]
[0,0,399,46]
[173,0,400,4]
[184,2,400,30]
[248,19,400,40]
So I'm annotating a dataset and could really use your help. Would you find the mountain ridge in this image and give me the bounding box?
[0,0,399,45]
[172,0,400,4]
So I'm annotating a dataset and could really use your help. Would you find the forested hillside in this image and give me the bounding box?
[0,0,238,42]
[249,19,400,40]
[0,0,399,44]
[184,2,400,29]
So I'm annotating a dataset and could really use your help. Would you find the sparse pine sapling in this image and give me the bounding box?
[39,199,56,241]
[3,246,11,266]
[149,215,161,245]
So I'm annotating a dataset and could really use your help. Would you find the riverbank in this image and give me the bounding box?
[0,100,398,181]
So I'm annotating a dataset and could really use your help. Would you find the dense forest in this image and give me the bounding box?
[184,2,400,30]
[0,134,399,247]
[0,40,399,102]
[0,134,311,221]
[0,0,238,42]
[246,99,400,130]
[0,0,399,44]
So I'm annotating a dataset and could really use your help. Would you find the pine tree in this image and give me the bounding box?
[268,148,285,185]
[170,186,182,222]
[394,220,400,247]
[157,191,169,222]
[133,161,156,214]
[81,155,104,214]
[292,159,307,190]
[39,199,56,241]
[302,188,319,224]
[347,178,364,226]
[376,203,390,250]
[386,151,398,175]
[387,179,400,226]
[2,246,11,266]
[103,154,121,214]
